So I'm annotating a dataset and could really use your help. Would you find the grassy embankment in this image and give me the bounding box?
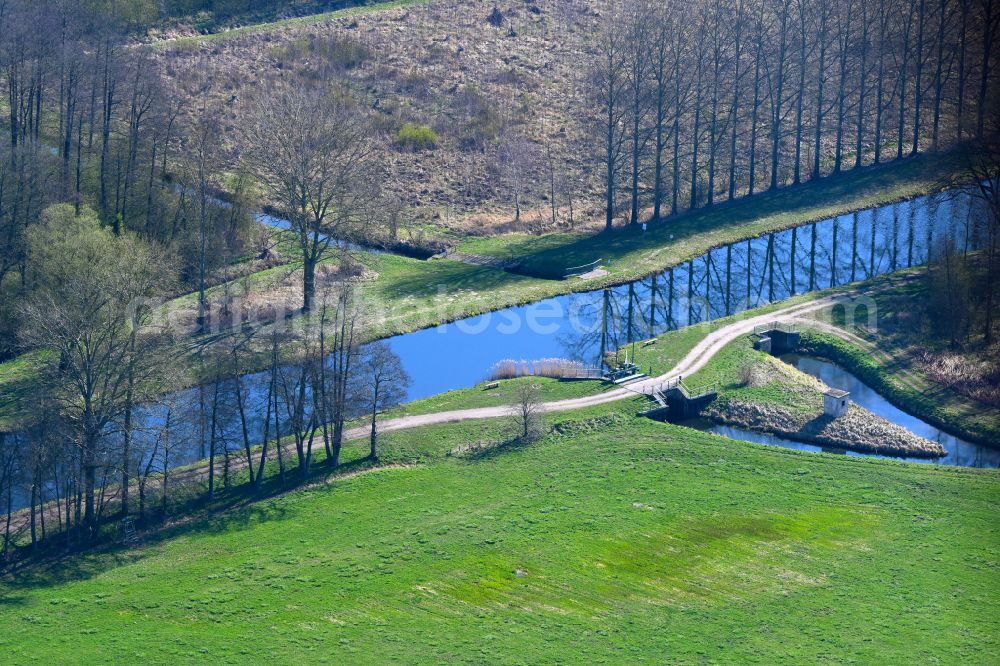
[0,396,997,663]
[800,331,1000,445]
[187,152,971,334]
[619,267,999,451]
[176,152,972,347]
[790,270,1000,446]
[606,275,958,456]
[0,152,974,432]
[458,152,968,278]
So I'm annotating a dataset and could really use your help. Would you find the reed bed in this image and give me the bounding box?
[488,358,600,381]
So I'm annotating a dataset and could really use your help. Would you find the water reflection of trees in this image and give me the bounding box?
[556,190,984,369]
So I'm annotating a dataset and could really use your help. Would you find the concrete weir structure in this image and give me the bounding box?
[639,377,719,422]
[752,322,801,355]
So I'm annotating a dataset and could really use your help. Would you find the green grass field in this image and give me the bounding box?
[1,404,997,664]
[3,268,998,663]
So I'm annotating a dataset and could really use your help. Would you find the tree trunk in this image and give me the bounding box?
[930,0,947,151]
[302,257,316,311]
[770,0,790,191]
[955,0,969,140]
[369,400,379,460]
[794,7,807,184]
[729,5,745,200]
[814,8,828,179]
[976,0,997,139]
[690,47,704,209]
[749,10,764,194]
[833,8,849,174]
[911,0,927,155]
[874,0,888,163]
[854,2,871,168]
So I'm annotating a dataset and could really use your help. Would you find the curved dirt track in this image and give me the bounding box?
[343,293,849,440]
[2,293,854,534]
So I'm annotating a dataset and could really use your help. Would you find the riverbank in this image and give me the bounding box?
[787,263,1000,447]
[0,151,976,431]
[706,400,944,458]
[798,331,1000,447]
[163,153,982,372]
[680,331,945,458]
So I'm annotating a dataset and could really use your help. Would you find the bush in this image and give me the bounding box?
[738,360,770,388]
[453,88,503,151]
[395,123,438,151]
[271,35,371,71]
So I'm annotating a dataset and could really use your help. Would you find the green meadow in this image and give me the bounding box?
[1,403,997,664]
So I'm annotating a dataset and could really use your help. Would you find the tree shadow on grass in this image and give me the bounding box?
[0,454,381,594]
[511,156,941,277]
[450,435,543,463]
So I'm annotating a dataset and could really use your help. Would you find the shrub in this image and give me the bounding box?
[453,88,504,151]
[395,123,438,151]
[738,360,771,388]
[487,6,504,27]
[271,35,371,71]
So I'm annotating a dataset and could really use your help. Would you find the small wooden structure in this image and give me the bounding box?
[823,388,850,418]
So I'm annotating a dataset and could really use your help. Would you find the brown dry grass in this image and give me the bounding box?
[154,0,609,236]
[916,346,1000,408]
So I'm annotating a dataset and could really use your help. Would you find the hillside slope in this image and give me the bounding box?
[1,409,997,663]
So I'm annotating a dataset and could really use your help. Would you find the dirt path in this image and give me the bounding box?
[2,293,850,537]
[342,294,845,440]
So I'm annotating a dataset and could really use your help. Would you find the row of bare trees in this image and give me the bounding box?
[0,0,400,563]
[592,0,1000,228]
[1,279,409,561]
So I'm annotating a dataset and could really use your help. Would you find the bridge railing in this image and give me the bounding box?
[752,321,800,336]
[645,377,718,399]
[563,258,603,278]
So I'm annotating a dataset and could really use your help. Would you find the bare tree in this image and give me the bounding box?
[244,90,381,311]
[357,342,410,461]
[497,131,534,224]
[325,286,362,467]
[624,0,653,223]
[509,383,546,443]
[967,151,1000,344]
[181,107,224,332]
[591,8,630,230]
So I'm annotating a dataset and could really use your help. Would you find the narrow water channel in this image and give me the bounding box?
[384,187,989,400]
[4,188,994,513]
[687,355,999,468]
